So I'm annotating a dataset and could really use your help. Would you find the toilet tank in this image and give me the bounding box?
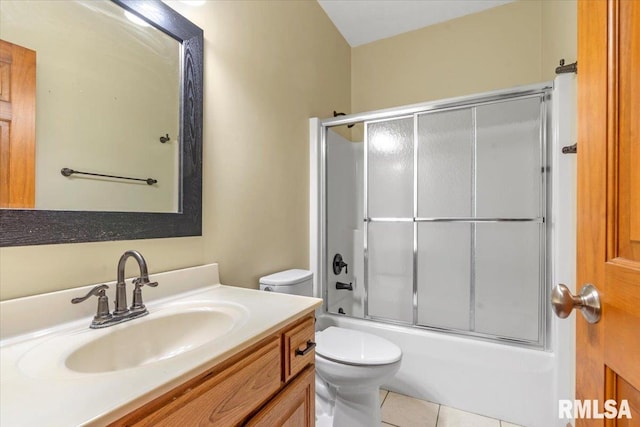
[259,269,313,297]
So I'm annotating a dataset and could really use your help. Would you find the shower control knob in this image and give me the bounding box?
[551,283,601,324]
[333,254,348,275]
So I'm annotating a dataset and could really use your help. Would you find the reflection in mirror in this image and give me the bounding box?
[0,0,203,247]
[0,0,180,212]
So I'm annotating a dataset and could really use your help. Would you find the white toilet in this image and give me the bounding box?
[260,269,402,427]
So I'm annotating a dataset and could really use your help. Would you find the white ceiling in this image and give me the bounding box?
[317,0,515,47]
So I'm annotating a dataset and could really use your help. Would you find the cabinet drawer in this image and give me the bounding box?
[135,337,281,427]
[283,316,315,383]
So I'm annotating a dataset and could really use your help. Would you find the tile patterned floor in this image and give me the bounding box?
[379,390,525,427]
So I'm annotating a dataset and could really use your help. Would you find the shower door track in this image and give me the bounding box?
[321,84,552,128]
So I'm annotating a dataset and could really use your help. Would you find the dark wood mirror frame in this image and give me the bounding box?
[0,0,203,247]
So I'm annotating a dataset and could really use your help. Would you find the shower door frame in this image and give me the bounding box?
[317,82,554,349]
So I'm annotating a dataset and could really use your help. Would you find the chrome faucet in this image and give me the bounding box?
[71,250,158,328]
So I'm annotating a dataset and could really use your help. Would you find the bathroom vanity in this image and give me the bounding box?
[113,314,316,426]
[0,264,321,426]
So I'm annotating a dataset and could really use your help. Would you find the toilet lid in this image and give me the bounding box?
[315,327,402,366]
[259,269,312,286]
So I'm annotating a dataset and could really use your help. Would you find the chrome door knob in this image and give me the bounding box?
[551,283,601,324]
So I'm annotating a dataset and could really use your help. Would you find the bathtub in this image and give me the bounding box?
[317,312,568,427]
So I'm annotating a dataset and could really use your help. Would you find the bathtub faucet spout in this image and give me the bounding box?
[336,281,353,291]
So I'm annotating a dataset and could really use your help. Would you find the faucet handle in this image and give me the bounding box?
[71,285,112,327]
[71,284,109,304]
[131,277,158,312]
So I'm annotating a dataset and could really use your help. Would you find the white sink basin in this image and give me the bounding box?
[67,308,240,373]
[18,301,248,377]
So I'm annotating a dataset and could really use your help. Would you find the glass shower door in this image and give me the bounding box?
[366,117,414,323]
[416,109,473,331]
[414,96,545,342]
[323,85,550,346]
[473,97,544,342]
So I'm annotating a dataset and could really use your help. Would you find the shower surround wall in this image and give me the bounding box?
[310,76,576,427]
[326,131,364,317]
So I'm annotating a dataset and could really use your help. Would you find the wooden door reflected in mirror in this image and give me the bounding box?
[0,39,35,208]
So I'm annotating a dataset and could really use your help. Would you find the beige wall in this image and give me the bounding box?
[0,0,351,300]
[178,0,351,290]
[541,0,578,81]
[352,0,576,113]
[0,0,576,301]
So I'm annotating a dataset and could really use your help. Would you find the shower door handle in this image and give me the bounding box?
[551,283,601,324]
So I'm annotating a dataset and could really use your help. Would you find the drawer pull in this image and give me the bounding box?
[295,340,316,357]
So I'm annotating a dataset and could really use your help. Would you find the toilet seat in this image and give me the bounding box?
[315,327,402,366]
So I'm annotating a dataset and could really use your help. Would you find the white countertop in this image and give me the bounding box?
[0,264,321,426]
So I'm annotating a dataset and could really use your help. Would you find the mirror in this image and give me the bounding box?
[1,0,181,213]
[0,0,203,246]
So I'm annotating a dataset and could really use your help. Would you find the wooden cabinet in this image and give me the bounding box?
[111,312,316,427]
[247,366,315,427]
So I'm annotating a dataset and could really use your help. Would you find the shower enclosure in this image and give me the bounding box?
[322,84,550,347]
[310,78,577,427]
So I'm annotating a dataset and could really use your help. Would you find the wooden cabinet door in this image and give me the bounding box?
[246,366,315,427]
[0,39,35,208]
[576,0,640,425]
[130,338,281,427]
